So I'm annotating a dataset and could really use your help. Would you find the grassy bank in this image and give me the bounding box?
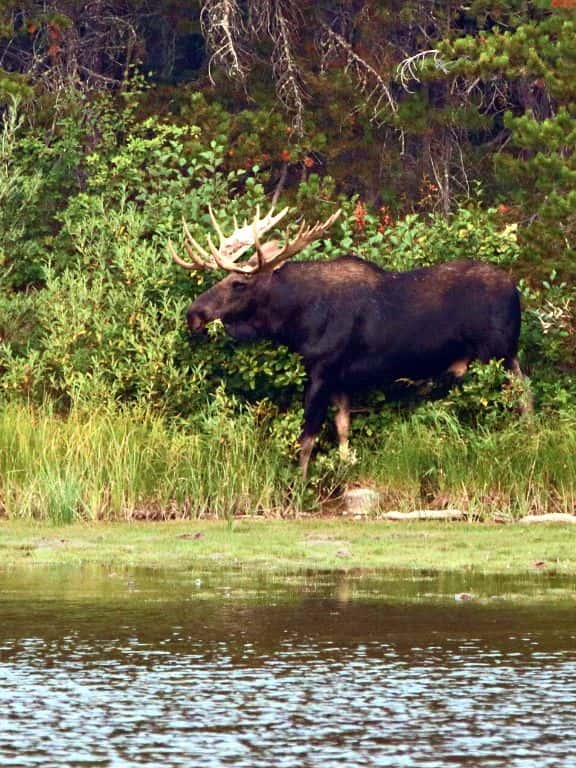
[1,403,576,521]
[1,519,575,575]
[0,402,293,521]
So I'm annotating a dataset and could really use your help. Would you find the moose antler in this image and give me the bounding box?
[169,206,342,274]
[252,209,342,273]
[168,204,289,272]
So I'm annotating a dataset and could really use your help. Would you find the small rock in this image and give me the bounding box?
[342,487,380,516]
[336,548,351,558]
[454,592,473,602]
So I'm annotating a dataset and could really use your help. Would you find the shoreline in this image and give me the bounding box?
[1,519,575,576]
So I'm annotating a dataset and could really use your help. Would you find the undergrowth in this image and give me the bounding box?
[1,401,575,523]
[1,93,575,522]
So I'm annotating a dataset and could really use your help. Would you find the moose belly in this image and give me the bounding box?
[339,344,469,390]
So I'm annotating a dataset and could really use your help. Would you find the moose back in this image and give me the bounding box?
[170,206,527,475]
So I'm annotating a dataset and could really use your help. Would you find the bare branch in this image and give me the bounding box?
[269,0,306,136]
[247,0,274,38]
[319,25,397,123]
[0,4,144,95]
[201,0,305,133]
[271,162,289,207]
[201,0,247,84]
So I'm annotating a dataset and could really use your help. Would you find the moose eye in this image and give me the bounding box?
[231,280,248,293]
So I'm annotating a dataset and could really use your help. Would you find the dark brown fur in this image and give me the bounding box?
[185,256,527,474]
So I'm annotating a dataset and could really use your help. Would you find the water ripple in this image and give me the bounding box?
[1,570,576,767]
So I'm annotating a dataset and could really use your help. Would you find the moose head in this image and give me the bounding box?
[168,205,342,341]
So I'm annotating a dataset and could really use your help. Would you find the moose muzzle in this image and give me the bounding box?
[187,308,209,334]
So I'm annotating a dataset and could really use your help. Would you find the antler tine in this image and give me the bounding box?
[182,219,218,268]
[205,233,248,272]
[254,208,343,272]
[168,239,197,270]
[169,219,219,270]
[208,204,247,264]
[258,221,306,273]
[253,205,266,272]
[266,206,291,229]
[208,205,227,247]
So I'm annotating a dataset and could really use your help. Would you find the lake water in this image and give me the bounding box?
[1,567,576,767]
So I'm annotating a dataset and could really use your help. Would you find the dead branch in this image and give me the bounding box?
[201,0,247,84]
[269,0,306,135]
[397,49,452,93]
[319,24,397,123]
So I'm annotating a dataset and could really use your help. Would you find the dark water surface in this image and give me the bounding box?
[1,567,576,767]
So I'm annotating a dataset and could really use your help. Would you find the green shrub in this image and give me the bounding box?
[0,83,575,513]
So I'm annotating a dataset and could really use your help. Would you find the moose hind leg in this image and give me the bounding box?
[446,358,470,380]
[505,356,533,415]
[332,393,351,459]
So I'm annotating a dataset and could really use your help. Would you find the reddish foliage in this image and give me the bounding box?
[354,200,366,232]
[377,205,394,233]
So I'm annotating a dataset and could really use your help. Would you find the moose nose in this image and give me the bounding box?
[187,309,208,333]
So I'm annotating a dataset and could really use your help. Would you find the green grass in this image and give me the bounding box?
[1,401,576,522]
[1,519,575,575]
[355,411,576,517]
[0,402,293,521]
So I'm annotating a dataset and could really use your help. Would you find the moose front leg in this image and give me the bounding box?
[299,377,332,478]
[299,434,317,478]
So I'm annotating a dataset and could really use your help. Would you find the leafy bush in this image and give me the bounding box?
[0,82,575,510]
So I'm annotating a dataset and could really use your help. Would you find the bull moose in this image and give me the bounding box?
[170,205,528,476]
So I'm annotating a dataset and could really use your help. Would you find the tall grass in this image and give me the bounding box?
[357,408,576,518]
[1,402,575,522]
[0,402,292,522]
